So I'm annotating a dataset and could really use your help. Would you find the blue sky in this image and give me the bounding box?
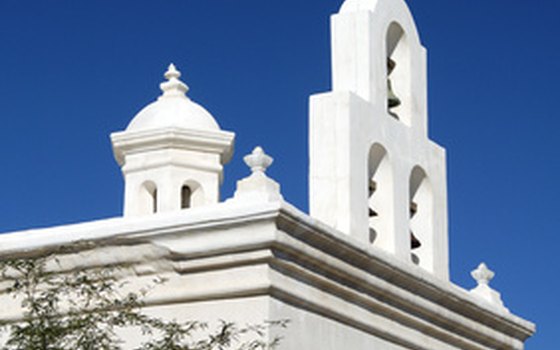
[0,1,557,348]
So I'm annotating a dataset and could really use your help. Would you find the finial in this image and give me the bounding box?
[159,63,189,98]
[471,263,494,286]
[164,63,181,80]
[469,262,509,312]
[230,146,282,203]
[244,147,273,174]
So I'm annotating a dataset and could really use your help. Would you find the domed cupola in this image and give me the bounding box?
[125,64,220,132]
[111,64,235,217]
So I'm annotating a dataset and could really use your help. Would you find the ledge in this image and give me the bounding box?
[111,126,235,165]
[0,199,535,349]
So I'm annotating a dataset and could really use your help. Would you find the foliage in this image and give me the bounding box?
[0,254,287,350]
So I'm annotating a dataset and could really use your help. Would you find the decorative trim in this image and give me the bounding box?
[111,127,235,165]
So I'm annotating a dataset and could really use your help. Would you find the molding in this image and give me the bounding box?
[111,127,235,165]
[0,201,535,349]
[274,206,534,339]
[121,154,224,175]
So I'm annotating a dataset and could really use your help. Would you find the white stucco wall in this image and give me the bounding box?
[0,1,536,349]
[309,0,448,279]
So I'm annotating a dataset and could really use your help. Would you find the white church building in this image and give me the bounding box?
[0,0,535,349]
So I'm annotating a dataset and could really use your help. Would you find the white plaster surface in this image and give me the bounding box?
[309,0,448,279]
[0,199,535,350]
[0,1,536,349]
[126,64,220,132]
[470,262,510,312]
[230,147,284,203]
[111,64,234,217]
[269,298,407,350]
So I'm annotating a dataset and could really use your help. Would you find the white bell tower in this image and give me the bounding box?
[111,64,234,217]
[309,0,449,279]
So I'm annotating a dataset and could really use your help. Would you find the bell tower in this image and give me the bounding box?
[111,64,234,217]
[309,0,448,279]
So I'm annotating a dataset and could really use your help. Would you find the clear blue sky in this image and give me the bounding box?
[0,1,557,348]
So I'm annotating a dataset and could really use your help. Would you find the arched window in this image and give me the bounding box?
[367,144,394,250]
[152,188,158,213]
[386,22,411,125]
[180,180,204,209]
[140,181,158,215]
[181,185,192,209]
[409,166,434,269]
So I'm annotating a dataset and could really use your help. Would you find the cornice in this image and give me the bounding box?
[0,200,535,349]
[110,127,235,165]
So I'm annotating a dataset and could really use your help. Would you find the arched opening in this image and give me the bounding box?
[386,22,411,125]
[180,180,204,209]
[140,181,158,215]
[409,166,434,269]
[181,185,192,209]
[152,188,158,213]
[367,144,394,250]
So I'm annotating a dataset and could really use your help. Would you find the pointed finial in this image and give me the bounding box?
[159,63,189,98]
[244,147,273,174]
[164,63,181,80]
[471,263,494,286]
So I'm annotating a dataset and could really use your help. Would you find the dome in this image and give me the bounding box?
[126,96,220,132]
[126,64,220,132]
